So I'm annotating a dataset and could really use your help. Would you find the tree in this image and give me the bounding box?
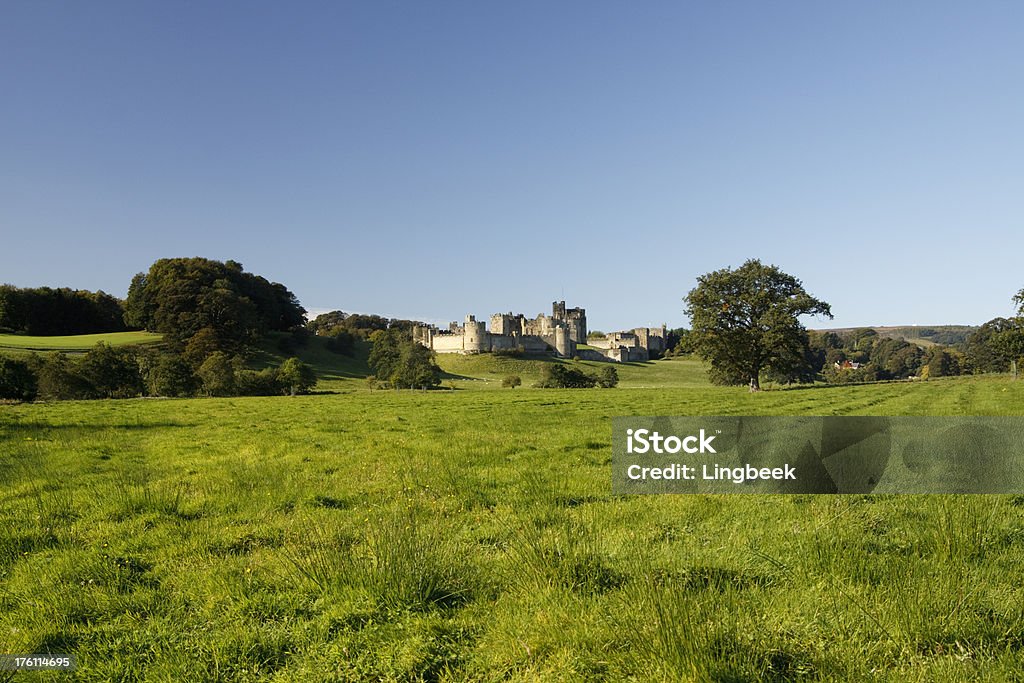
[197,352,239,397]
[144,354,199,397]
[390,342,441,389]
[685,259,832,391]
[534,364,598,388]
[596,365,619,388]
[278,357,317,395]
[0,356,37,401]
[36,353,94,400]
[78,343,144,398]
[368,329,441,389]
[123,257,306,350]
[502,375,522,388]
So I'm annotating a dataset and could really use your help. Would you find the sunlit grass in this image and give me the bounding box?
[2,375,1024,679]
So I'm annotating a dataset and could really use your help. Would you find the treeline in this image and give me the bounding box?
[309,311,424,357]
[0,285,127,335]
[667,315,1024,385]
[0,344,316,401]
[0,257,319,402]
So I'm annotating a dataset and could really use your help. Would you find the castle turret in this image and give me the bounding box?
[554,325,573,357]
[463,315,489,353]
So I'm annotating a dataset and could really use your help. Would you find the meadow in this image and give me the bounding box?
[0,332,164,353]
[2,354,1024,681]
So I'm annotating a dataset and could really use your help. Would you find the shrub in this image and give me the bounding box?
[502,375,522,388]
[235,367,284,396]
[535,364,597,388]
[493,347,523,358]
[596,365,619,388]
[79,343,144,398]
[0,356,37,401]
[278,358,317,395]
[144,354,199,397]
[36,353,94,400]
[197,352,239,396]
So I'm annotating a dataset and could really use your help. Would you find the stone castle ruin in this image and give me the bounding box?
[413,301,667,363]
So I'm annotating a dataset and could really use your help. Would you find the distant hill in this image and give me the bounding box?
[816,325,977,347]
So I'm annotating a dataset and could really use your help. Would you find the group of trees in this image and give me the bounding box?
[367,328,442,389]
[0,343,317,401]
[0,258,324,402]
[535,363,618,389]
[309,311,426,357]
[684,259,1024,390]
[0,285,127,335]
[124,258,306,357]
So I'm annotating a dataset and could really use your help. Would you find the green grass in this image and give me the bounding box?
[434,353,709,390]
[3,371,1024,680]
[0,331,164,351]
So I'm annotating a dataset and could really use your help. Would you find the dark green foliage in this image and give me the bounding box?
[368,329,441,389]
[235,367,285,396]
[924,347,963,378]
[78,343,144,399]
[278,358,317,395]
[182,327,226,367]
[35,353,94,400]
[0,285,127,335]
[596,365,619,388]
[493,347,524,358]
[685,259,832,391]
[123,258,306,350]
[535,364,598,388]
[0,356,37,401]
[197,352,239,397]
[391,343,441,389]
[144,354,199,397]
[963,318,1024,374]
[368,329,406,381]
[323,329,356,356]
[308,310,426,340]
[501,375,522,388]
[665,328,695,356]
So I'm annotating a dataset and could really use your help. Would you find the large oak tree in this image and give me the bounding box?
[685,259,832,391]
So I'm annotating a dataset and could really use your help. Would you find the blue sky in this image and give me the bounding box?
[2,2,1022,332]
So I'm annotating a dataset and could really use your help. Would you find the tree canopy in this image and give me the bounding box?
[0,285,126,335]
[124,258,306,354]
[685,259,832,391]
[368,328,441,389]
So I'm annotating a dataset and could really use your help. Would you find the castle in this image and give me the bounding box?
[413,301,667,363]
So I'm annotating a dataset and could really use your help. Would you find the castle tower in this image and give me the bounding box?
[554,325,572,357]
[463,314,489,353]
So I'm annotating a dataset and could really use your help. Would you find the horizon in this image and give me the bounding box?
[2,3,1022,332]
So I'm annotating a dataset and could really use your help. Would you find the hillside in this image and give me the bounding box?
[434,352,709,389]
[251,334,710,391]
[0,330,164,352]
[818,325,977,347]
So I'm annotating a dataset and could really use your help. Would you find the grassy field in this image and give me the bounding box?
[2,358,1024,680]
[0,331,165,352]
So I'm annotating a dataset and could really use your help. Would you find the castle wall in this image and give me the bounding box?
[490,335,519,351]
[431,334,465,352]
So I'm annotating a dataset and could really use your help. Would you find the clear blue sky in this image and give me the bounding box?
[2,1,1022,332]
